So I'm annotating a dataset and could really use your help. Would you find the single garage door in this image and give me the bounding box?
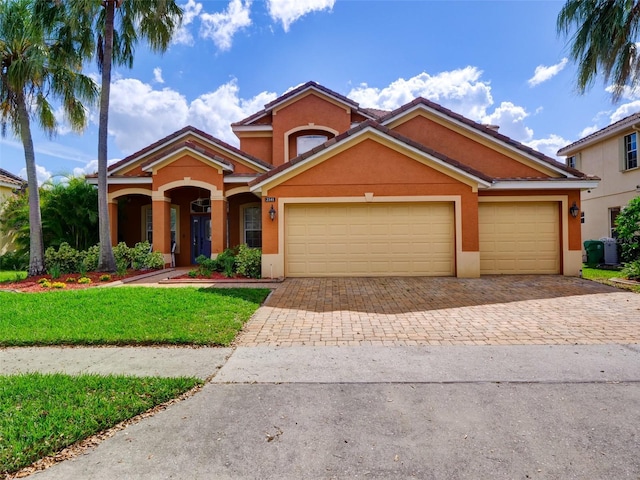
[285,203,455,277]
[479,202,560,274]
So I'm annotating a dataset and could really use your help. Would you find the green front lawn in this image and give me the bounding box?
[0,373,201,475]
[581,266,621,282]
[0,271,26,283]
[0,287,270,346]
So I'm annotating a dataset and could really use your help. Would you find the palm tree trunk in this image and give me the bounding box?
[97,0,116,272]
[16,93,45,276]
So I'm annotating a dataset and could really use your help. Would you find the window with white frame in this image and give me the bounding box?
[145,207,153,244]
[243,205,262,248]
[624,133,638,170]
[142,205,179,250]
[297,135,328,155]
[609,207,621,237]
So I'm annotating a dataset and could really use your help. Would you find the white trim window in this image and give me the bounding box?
[242,204,262,248]
[145,207,153,244]
[567,153,580,170]
[297,135,328,155]
[141,205,179,250]
[624,133,638,170]
[609,207,621,237]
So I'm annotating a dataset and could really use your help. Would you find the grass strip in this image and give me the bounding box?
[0,287,270,346]
[0,373,201,475]
[0,271,26,283]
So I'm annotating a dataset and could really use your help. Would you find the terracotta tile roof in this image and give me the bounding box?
[380,97,582,178]
[140,140,234,171]
[232,81,381,127]
[108,125,273,174]
[0,168,25,186]
[493,176,600,182]
[557,111,640,155]
[250,119,496,187]
[361,107,391,119]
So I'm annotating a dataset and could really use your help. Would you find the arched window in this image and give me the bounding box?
[297,134,328,155]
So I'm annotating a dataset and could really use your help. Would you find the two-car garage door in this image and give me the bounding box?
[285,203,455,277]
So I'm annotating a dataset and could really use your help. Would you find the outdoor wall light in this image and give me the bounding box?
[569,202,580,218]
[269,205,276,221]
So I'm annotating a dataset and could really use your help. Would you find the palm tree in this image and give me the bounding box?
[40,0,183,272]
[0,0,97,276]
[558,0,640,101]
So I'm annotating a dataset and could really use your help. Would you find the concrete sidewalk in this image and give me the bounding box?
[14,344,640,479]
[0,346,231,380]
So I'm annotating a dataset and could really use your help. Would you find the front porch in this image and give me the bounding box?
[110,187,262,267]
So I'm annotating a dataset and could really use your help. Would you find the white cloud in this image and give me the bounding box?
[102,77,277,153]
[173,0,203,46]
[19,165,52,186]
[108,78,190,152]
[609,100,640,122]
[525,134,571,160]
[72,158,121,177]
[188,80,276,143]
[153,68,164,84]
[481,101,533,142]
[200,0,252,51]
[528,58,568,87]
[579,125,600,138]
[267,0,335,32]
[349,70,555,148]
[348,67,494,121]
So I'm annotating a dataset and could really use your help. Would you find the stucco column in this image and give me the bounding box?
[152,193,171,261]
[458,193,480,278]
[210,195,227,255]
[108,201,118,246]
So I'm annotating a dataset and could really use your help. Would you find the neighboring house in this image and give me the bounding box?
[558,113,640,243]
[0,168,26,255]
[96,81,598,278]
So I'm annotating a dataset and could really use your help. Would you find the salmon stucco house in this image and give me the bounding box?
[100,81,598,278]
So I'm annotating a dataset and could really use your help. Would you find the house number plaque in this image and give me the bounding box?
[264,197,276,203]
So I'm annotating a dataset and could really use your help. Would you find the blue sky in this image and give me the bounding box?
[1,0,638,182]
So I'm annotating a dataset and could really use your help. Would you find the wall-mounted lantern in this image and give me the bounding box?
[569,202,580,218]
[269,205,276,221]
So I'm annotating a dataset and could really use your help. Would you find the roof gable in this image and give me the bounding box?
[250,120,493,193]
[381,98,581,179]
[109,126,272,176]
[232,81,381,128]
[558,111,640,155]
[0,168,25,188]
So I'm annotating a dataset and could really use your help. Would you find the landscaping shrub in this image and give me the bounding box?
[195,254,217,276]
[235,244,261,279]
[82,244,100,272]
[614,197,640,263]
[214,248,237,276]
[45,243,85,274]
[130,241,164,270]
[621,260,640,280]
[0,251,28,271]
[113,242,133,267]
[43,241,163,276]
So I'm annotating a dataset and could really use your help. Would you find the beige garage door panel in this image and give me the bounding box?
[479,202,560,274]
[286,203,454,277]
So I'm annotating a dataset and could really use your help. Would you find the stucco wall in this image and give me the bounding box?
[574,133,640,241]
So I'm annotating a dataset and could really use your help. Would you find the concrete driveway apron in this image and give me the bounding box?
[238,276,640,346]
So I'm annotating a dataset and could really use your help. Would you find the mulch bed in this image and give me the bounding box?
[171,271,247,281]
[0,270,142,293]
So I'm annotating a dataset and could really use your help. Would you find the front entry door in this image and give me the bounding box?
[191,215,212,263]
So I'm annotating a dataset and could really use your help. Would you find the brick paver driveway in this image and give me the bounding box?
[238,276,640,346]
